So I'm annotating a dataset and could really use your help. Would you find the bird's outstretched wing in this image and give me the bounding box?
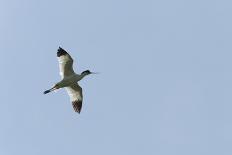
[65,83,83,113]
[57,47,75,78]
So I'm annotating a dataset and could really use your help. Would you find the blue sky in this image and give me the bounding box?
[0,0,231,154]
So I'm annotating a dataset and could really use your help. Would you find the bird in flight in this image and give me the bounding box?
[44,47,97,113]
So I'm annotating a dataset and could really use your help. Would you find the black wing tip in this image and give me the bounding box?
[72,100,82,113]
[57,47,68,57]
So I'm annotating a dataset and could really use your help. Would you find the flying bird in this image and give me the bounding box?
[44,47,97,113]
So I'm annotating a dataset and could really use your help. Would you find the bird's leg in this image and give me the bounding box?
[43,85,59,94]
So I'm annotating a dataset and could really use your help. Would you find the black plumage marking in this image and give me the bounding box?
[81,70,91,75]
[43,90,50,94]
[57,47,68,57]
[72,100,82,113]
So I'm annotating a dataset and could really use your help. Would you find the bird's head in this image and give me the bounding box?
[81,70,98,76]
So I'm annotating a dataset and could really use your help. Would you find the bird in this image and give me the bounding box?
[43,47,97,113]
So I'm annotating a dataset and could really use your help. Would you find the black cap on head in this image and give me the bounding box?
[81,70,91,75]
[57,47,68,57]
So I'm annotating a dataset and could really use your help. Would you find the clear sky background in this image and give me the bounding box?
[0,0,231,154]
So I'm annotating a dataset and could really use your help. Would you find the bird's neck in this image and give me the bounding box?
[73,74,86,82]
[79,73,88,79]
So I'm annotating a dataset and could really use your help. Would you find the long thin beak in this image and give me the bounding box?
[91,72,100,74]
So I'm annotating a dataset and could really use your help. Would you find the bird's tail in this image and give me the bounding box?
[43,85,58,94]
[43,89,51,94]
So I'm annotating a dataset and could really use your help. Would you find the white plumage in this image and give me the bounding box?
[44,47,95,113]
[58,51,74,78]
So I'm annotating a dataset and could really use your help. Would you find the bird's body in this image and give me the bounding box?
[44,47,95,113]
[56,73,84,88]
